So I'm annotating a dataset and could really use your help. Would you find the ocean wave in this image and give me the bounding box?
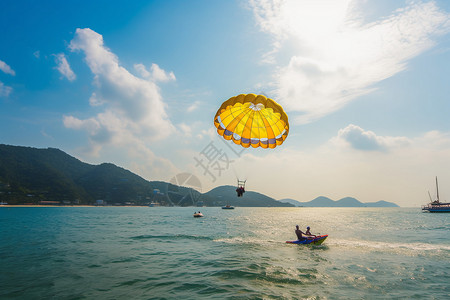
[111,257,139,264]
[210,264,322,286]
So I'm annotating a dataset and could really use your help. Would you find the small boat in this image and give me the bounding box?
[193,212,204,218]
[286,235,328,245]
[222,205,234,209]
[422,177,450,213]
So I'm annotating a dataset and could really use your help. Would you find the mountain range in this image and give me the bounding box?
[0,144,398,207]
[280,196,398,207]
[205,185,293,207]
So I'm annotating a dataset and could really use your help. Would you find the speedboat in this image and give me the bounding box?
[193,212,204,218]
[286,235,328,245]
[222,205,234,209]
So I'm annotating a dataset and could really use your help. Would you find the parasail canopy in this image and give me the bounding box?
[214,94,289,149]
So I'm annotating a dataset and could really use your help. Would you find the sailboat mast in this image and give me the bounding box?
[436,176,440,203]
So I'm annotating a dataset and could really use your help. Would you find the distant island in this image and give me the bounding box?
[279,196,398,207]
[0,144,398,208]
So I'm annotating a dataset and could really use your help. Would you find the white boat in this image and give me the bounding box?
[222,205,234,209]
[422,177,450,213]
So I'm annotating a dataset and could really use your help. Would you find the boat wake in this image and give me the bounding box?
[330,239,450,254]
[130,234,213,241]
[214,236,280,247]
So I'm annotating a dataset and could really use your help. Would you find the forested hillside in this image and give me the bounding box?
[0,144,293,207]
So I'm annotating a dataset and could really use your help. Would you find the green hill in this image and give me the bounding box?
[0,144,157,205]
[0,145,91,204]
[204,185,294,207]
[0,144,293,207]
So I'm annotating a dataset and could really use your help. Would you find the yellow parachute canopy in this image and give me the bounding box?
[214,94,289,149]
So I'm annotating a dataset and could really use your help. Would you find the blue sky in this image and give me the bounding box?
[1,0,449,206]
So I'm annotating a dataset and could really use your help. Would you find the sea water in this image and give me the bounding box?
[0,207,449,299]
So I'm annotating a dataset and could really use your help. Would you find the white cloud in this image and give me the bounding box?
[63,115,101,133]
[178,123,192,137]
[40,130,54,140]
[150,63,176,82]
[67,28,175,144]
[0,59,13,96]
[0,59,15,76]
[64,111,178,180]
[250,0,450,124]
[77,134,179,182]
[187,100,200,113]
[198,127,216,140]
[0,82,13,97]
[64,28,178,181]
[55,53,76,81]
[134,63,151,78]
[332,124,411,151]
[415,130,450,150]
[88,92,105,106]
[127,143,179,181]
[33,51,40,59]
[134,63,176,82]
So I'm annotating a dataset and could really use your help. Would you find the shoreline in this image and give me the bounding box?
[0,205,150,208]
[0,205,411,208]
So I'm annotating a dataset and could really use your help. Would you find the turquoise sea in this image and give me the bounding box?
[1,207,449,299]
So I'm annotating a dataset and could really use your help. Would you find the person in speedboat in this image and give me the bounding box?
[305,226,317,238]
[295,225,307,241]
